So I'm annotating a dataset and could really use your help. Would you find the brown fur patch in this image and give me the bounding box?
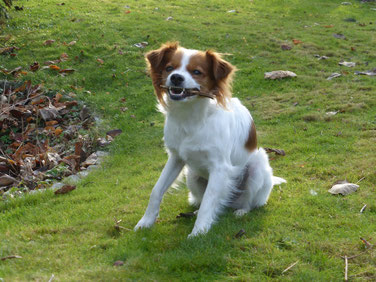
[145,42,179,106]
[245,121,257,152]
[187,52,215,95]
[205,50,236,108]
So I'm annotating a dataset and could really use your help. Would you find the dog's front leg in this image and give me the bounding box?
[188,168,232,238]
[134,155,185,231]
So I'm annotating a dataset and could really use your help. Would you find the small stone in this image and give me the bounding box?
[51,182,65,190]
[64,174,81,184]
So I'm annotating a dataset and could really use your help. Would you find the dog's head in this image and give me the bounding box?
[146,42,235,108]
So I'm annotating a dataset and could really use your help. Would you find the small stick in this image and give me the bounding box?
[344,255,348,281]
[234,229,246,239]
[360,237,372,248]
[48,274,55,282]
[360,204,367,213]
[355,176,366,185]
[159,85,215,99]
[0,255,22,261]
[114,218,132,231]
[282,260,299,274]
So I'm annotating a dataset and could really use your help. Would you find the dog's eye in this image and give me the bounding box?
[193,70,202,75]
[166,66,174,72]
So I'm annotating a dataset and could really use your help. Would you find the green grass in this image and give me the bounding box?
[1,0,376,280]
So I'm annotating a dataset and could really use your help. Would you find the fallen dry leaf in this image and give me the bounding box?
[327,73,341,80]
[339,61,356,67]
[68,41,77,46]
[0,46,20,55]
[49,65,60,71]
[39,105,59,121]
[54,184,76,195]
[292,39,302,45]
[44,39,55,46]
[328,183,359,195]
[355,68,376,76]
[134,42,148,48]
[59,69,75,74]
[0,174,17,186]
[264,70,297,80]
[281,44,292,50]
[97,58,104,64]
[333,33,346,39]
[60,53,69,61]
[264,148,286,156]
[54,128,63,136]
[46,120,58,126]
[81,153,98,167]
[30,62,40,72]
[106,129,123,138]
[113,260,124,266]
[44,59,61,65]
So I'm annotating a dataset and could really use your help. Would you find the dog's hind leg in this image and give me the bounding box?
[186,168,208,207]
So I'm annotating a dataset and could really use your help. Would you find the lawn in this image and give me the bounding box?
[1,0,376,280]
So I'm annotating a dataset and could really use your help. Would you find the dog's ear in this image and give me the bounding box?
[146,42,179,107]
[205,50,235,81]
[146,42,179,71]
[205,50,236,108]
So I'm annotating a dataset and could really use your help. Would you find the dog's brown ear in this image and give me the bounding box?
[206,50,235,81]
[146,42,179,71]
[205,50,236,108]
[146,42,179,107]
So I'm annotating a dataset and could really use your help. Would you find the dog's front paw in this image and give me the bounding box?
[187,226,208,238]
[134,216,155,231]
[234,209,248,217]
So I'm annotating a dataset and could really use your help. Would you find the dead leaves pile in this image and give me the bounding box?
[0,80,117,195]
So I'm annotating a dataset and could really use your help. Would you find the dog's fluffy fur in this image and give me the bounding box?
[134,42,286,237]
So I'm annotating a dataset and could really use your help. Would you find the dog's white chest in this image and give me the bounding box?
[164,122,214,172]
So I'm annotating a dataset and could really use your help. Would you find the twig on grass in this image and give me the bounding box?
[48,274,55,282]
[234,229,246,239]
[360,237,373,248]
[282,260,299,274]
[0,255,22,261]
[340,238,374,280]
[114,218,132,232]
[360,204,367,213]
[355,176,366,185]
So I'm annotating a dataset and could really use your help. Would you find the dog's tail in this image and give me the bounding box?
[272,176,287,186]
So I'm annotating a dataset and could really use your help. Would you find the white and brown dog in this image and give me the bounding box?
[134,42,286,238]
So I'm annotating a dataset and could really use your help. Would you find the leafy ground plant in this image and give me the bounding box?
[1,0,376,280]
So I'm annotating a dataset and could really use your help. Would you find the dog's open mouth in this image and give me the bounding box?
[167,86,198,101]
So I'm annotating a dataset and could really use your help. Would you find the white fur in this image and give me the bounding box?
[135,48,286,238]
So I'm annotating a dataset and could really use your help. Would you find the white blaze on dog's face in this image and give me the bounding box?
[146,42,235,107]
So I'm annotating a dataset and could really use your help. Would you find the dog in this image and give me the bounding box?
[134,42,286,238]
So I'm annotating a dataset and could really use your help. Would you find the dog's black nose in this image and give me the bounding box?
[170,74,185,86]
